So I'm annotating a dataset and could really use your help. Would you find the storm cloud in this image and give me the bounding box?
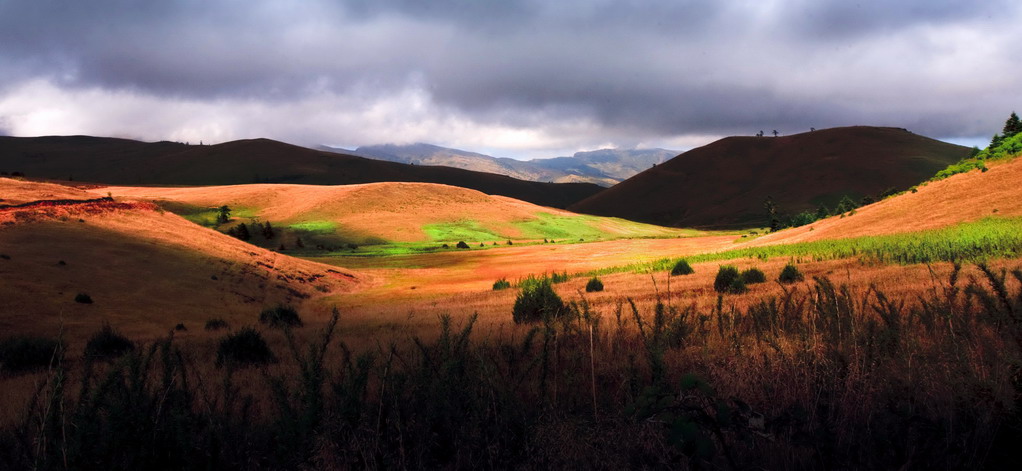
[0,0,1018,157]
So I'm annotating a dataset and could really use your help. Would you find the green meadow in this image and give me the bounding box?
[589,216,1022,276]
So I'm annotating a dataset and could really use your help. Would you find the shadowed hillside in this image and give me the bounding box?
[0,136,603,209]
[570,126,971,228]
[0,178,363,340]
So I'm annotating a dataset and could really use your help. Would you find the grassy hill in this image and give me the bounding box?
[0,136,603,209]
[94,181,696,255]
[752,136,1022,246]
[0,178,363,340]
[569,126,971,228]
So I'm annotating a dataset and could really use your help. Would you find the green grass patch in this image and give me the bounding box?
[288,220,338,233]
[929,132,1022,182]
[423,220,505,243]
[588,217,1022,277]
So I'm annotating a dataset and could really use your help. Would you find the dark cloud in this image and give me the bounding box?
[0,0,1019,153]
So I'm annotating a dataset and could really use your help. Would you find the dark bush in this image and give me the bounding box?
[216,327,275,367]
[174,323,187,332]
[778,263,805,284]
[74,293,93,304]
[585,277,604,292]
[492,278,512,291]
[205,318,230,331]
[670,259,694,276]
[550,271,570,283]
[713,265,747,294]
[0,336,60,374]
[512,278,566,323]
[740,268,767,284]
[84,324,135,359]
[259,305,303,328]
[456,241,470,249]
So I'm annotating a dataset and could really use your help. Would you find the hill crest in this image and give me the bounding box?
[570,126,971,228]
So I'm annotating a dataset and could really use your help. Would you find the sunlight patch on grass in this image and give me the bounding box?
[588,217,1022,277]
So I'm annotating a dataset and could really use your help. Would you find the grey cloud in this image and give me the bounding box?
[0,0,1019,149]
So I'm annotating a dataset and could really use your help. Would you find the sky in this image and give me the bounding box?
[0,0,1019,159]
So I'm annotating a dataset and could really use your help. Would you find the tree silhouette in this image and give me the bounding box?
[216,205,231,224]
[1004,111,1021,138]
[764,197,780,232]
[772,130,779,137]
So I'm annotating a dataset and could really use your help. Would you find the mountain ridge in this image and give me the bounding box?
[0,135,603,209]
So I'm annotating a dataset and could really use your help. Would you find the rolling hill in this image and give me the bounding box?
[0,178,363,340]
[750,152,1022,246]
[91,182,694,249]
[569,126,972,229]
[330,143,674,186]
[0,136,603,209]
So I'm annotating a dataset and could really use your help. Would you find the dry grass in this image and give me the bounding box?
[91,181,689,243]
[753,155,1022,245]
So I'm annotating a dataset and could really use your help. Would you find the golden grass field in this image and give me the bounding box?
[5,153,1022,345]
[4,153,1022,468]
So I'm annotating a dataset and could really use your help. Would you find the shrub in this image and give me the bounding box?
[456,241,470,249]
[492,278,512,291]
[585,277,604,292]
[670,259,694,276]
[259,305,303,328]
[0,336,60,374]
[550,271,570,283]
[215,327,275,367]
[713,265,747,294]
[512,278,566,323]
[174,323,187,331]
[84,324,134,359]
[778,263,805,284]
[74,293,93,304]
[740,268,767,284]
[205,318,229,331]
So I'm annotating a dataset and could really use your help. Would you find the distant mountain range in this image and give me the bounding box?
[0,136,603,209]
[319,143,676,187]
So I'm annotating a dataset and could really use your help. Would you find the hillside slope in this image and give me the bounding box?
[570,126,971,228]
[0,136,603,209]
[0,178,363,340]
[94,182,692,246]
[750,154,1022,246]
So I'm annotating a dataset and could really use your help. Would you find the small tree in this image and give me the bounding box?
[815,205,830,220]
[991,134,1005,149]
[512,278,566,323]
[456,241,470,249]
[259,305,303,328]
[836,195,858,214]
[778,263,805,284]
[492,278,511,291]
[764,197,781,232]
[216,205,231,224]
[670,259,695,276]
[1003,111,1021,138]
[262,221,276,239]
[585,277,604,292]
[713,265,747,294]
[740,268,767,284]
[216,328,275,367]
[235,222,251,240]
